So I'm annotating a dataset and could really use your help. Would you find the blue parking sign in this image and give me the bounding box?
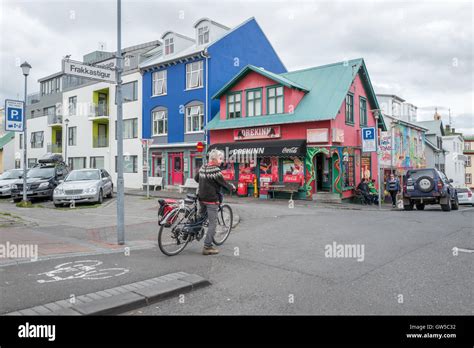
[361,127,377,152]
[5,100,24,132]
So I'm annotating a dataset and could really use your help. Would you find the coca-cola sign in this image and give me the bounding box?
[282,147,298,154]
[234,126,281,141]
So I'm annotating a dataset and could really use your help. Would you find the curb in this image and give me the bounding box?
[5,272,210,316]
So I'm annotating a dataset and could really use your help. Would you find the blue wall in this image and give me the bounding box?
[141,18,287,144]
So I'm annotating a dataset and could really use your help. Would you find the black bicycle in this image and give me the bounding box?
[158,193,233,256]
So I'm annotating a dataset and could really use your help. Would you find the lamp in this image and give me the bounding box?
[20,61,32,76]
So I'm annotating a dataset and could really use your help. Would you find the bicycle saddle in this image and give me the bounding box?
[186,193,197,200]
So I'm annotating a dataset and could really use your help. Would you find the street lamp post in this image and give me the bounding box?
[374,110,382,210]
[64,118,69,164]
[20,61,31,204]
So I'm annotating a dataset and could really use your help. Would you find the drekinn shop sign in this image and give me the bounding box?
[234,126,281,141]
[63,59,116,83]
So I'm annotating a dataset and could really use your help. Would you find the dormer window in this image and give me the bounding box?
[198,26,209,45]
[164,37,174,55]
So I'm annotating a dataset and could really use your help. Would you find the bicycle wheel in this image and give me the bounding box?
[158,207,190,256]
[213,204,233,245]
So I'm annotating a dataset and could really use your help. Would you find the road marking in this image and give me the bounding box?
[37,260,129,283]
[452,247,474,254]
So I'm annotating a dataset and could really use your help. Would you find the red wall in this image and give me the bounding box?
[219,71,306,119]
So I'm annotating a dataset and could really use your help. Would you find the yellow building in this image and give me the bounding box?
[464,136,474,190]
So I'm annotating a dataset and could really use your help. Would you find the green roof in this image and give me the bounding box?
[212,65,308,99]
[463,135,474,141]
[0,132,14,150]
[207,58,386,131]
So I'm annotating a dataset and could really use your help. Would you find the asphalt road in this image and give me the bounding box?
[0,196,472,315]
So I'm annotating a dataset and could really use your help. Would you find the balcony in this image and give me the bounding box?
[47,143,62,153]
[88,103,109,121]
[93,137,108,148]
[47,114,63,126]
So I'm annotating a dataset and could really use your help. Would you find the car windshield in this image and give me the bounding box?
[406,169,435,180]
[27,167,55,179]
[66,170,100,182]
[0,170,23,180]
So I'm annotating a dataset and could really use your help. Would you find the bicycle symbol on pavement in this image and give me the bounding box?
[37,260,129,283]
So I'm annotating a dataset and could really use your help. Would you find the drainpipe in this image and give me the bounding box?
[201,49,210,164]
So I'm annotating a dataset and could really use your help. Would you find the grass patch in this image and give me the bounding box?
[55,203,102,210]
[16,201,33,208]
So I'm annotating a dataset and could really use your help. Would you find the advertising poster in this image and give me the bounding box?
[282,157,304,184]
[239,163,255,183]
[361,156,371,180]
[221,162,235,180]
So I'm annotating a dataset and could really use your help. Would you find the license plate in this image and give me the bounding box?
[407,186,414,190]
[67,195,82,200]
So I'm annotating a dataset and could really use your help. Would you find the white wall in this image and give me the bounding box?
[443,136,466,187]
[62,71,143,189]
[2,139,16,171]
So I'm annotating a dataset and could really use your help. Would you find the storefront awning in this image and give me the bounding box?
[208,139,307,158]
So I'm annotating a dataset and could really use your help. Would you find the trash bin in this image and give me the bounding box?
[237,182,248,197]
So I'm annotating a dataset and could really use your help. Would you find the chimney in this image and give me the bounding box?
[446,124,451,134]
[452,128,455,134]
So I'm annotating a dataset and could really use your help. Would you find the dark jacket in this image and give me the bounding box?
[357,181,369,193]
[194,164,233,203]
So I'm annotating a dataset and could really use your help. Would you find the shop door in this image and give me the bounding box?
[169,153,183,185]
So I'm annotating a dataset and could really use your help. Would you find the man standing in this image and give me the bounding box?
[194,149,235,255]
[386,173,400,208]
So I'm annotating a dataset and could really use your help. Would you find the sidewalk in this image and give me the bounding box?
[124,188,398,211]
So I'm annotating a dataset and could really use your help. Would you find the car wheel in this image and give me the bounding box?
[98,190,103,204]
[452,196,459,211]
[416,203,425,210]
[441,198,451,211]
[404,201,414,211]
[107,185,113,198]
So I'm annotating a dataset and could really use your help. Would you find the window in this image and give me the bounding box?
[15,159,21,169]
[345,94,354,124]
[227,93,241,119]
[115,155,138,173]
[466,173,472,184]
[115,118,138,139]
[31,131,44,148]
[246,89,262,117]
[119,81,138,102]
[19,134,23,149]
[466,156,471,167]
[267,86,284,115]
[31,110,35,118]
[68,96,77,115]
[90,156,105,169]
[44,106,56,117]
[94,124,108,148]
[68,126,77,146]
[27,158,37,168]
[68,157,86,170]
[185,104,204,132]
[186,61,203,89]
[152,71,167,96]
[152,109,167,136]
[359,97,367,126]
[165,37,174,55]
[465,142,471,151]
[198,26,209,45]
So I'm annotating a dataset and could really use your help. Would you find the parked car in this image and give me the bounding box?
[53,169,113,207]
[403,168,458,211]
[457,187,474,206]
[11,154,69,202]
[0,169,25,197]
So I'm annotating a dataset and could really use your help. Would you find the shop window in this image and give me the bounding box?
[238,162,255,183]
[282,157,304,184]
[343,155,355,188]
[221,162,235,180]
[152,155,163,177]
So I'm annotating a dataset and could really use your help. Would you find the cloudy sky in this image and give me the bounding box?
[1,0,472,134]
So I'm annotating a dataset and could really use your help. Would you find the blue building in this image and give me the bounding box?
[140,17,286,187]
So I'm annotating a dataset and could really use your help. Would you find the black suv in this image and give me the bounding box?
[402,168,459,211]
[11,154,70,202]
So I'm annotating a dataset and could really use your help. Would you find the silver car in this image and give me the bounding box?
[457,187,474,206]
[0,169,24,197]
[53,169,113,207]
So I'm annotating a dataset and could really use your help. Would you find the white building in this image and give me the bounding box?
[442,134,467,187]
[14,40,161,189]
[376,94,418,123]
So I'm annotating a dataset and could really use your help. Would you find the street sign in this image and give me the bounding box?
[196,141,204,152]
[4,100,25,132]
[62,59,116,83]
[361,127,377,152]
[141,138,153,147]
